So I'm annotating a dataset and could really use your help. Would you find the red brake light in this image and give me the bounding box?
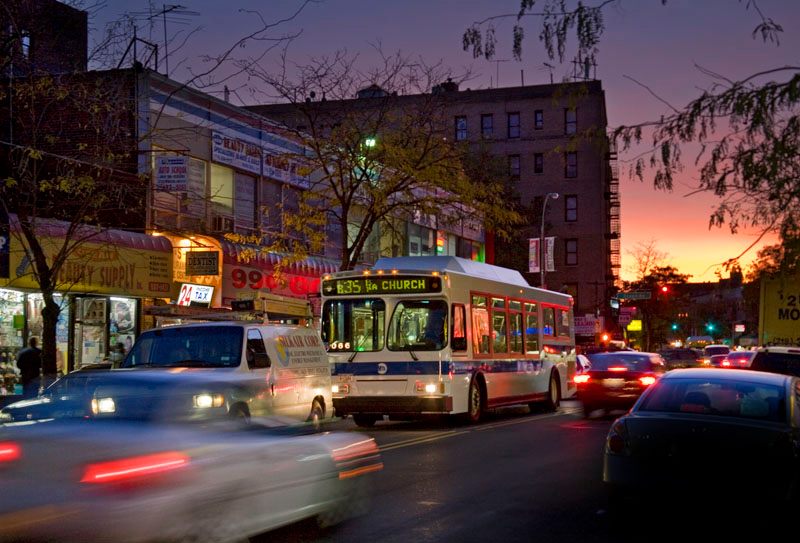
[80,451,190,484]
[607,420,629,455]
[639,376,656,386]
[0,442,20,462]
[574,374,591,384]
[721,359,731,367]
[608,366,628,372]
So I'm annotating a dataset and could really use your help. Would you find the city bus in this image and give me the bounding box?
[320,256,576,427]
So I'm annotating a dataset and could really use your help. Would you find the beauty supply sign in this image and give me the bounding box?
[211,131,310,189]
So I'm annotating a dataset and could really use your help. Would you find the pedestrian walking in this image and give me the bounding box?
[16,337,42,398]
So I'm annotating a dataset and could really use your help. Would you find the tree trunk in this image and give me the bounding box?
[40,292,61,378]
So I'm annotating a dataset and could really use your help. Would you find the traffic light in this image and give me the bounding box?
[706,322,715,332]
[661,285,669,293]
[601,333,610,342]
[671,323,679,331]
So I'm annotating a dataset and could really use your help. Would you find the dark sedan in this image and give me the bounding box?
[575,351,666,418]
[603,369,798,501]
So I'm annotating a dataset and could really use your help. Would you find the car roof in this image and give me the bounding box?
[755,346,800,355]
[661,368,793,386]
[588,351,658,357]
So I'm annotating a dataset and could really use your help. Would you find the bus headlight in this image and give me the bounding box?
[193,393,225,409]
[332,384,349,395]
[424,383,437,394]
[91,397,116,414]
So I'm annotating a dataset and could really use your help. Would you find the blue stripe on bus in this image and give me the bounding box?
[332,359,547,376]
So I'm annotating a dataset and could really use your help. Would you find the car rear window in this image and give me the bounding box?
[587,354,652,371]
[704,346,729,356]
[751,352,800,377]
[638,378,786,423]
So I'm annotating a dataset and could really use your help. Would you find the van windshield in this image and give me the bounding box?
[122,326,244,368]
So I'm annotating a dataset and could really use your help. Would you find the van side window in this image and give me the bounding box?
[247,329,270,369]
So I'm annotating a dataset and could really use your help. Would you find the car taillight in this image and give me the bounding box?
[608,366,628,372]
[331,438,383,479]
[606,419,629,455]
[0,442,20,462]
[574,374,591,384]
[639,376,656,386]
[80,451,190,484]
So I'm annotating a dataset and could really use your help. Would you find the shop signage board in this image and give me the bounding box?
[177,283,214,307]
[1,230,173,298]
[154,156,189,192]
[212,131,311,189]
[574,315,598,336]
[186,251,219,276]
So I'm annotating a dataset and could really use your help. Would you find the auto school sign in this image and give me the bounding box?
[155,156,188,192]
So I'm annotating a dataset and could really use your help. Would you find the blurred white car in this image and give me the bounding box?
[0,372,382,542]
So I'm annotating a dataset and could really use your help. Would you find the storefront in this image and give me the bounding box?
[0,217,174,372]
[220,241,339,316]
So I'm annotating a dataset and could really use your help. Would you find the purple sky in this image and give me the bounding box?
[92,0,798,281]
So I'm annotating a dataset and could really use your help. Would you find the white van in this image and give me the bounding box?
[120,321,333,425]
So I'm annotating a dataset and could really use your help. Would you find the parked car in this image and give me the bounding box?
[707,353,730,368]
[603,369,797,501]
[657,348,702,369]
[722,350,756,369]
[0,372,382,542]
[575,351,666,418]
[748,346,800,376]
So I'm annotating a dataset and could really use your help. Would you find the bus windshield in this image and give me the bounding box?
[388,300,448,351]
[322,299,386,352]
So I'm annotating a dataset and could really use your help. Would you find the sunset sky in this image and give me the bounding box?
[93,0,797,282]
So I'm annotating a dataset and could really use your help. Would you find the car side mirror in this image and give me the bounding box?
[452,337,467,351]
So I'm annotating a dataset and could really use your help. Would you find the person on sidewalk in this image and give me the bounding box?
[16,337,42,398]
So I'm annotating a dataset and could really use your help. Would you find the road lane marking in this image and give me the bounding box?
[378,408,579,452]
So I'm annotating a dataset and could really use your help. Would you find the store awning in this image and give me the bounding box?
[220,241,339,276]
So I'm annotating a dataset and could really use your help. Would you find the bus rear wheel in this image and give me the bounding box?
[543,372,560,412]
[353,414,379,428]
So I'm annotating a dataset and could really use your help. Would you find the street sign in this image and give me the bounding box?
[617,291,652,300]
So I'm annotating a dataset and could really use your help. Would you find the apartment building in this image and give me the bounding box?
[250,80,621,338]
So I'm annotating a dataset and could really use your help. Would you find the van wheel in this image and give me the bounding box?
[352,414,378,428]
[308,399,324,431]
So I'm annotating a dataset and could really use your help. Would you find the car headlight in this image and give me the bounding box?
[91,397,116,414]
[0,411,12,422]
[193,393,225,409]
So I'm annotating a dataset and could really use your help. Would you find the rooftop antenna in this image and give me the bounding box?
[542,63,554,84]
[490,58,511,88]
[132,4,199,77]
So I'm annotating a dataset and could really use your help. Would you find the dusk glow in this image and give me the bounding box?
[93,0,797,281]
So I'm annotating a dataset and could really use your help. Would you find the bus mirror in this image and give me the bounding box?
[452,337,467,351]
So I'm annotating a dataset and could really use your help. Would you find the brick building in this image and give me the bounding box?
[249,80,621,341]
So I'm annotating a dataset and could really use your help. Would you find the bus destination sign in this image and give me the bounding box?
[322,276,442,296]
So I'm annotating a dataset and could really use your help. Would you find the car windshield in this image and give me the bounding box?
[122,326,244,368]
[638,377,786,423]
[321,298,385,352]
[586,353,652,371]
[387,300,448,351]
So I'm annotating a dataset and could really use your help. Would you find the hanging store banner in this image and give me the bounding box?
[154,156,189,192]
[185,251,220,276]
[0,207,9,279]
[528,238,540,273]
[545,236,555,272]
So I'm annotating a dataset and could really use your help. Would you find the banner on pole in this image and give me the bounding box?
[528,239,540,273]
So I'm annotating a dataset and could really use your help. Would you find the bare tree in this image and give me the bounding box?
[241,50,522,270]
[626,239,670,282]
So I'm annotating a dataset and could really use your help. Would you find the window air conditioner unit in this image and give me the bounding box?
[212,215,234,232]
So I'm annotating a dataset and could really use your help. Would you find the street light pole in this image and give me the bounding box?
[540,192,559,289]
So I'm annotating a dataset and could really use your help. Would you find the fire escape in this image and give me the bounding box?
[606,138,621,286]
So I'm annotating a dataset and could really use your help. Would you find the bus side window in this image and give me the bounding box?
[542,307,556,337]
[525,302,539,355]
[471,295,490,355]
[452,304,467,352]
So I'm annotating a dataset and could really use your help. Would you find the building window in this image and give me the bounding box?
[508,155,520,179]
[534,153,544,174]
[21,31,31,59]
[481,114,493,139]
[507,112,520,139]
[565,152,578,178]
[565,195,578,222]
[534,110,544,130]
[408,223,436,256]
[565,109,577,135]
[455,116,467,141]
[566,238,578,266]
[210,163,234,216]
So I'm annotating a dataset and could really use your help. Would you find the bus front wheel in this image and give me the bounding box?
[464,376,484,424]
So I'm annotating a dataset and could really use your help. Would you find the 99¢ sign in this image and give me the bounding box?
[230,268,320,296]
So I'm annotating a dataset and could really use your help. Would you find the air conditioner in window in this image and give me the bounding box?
[212,215,234,232]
